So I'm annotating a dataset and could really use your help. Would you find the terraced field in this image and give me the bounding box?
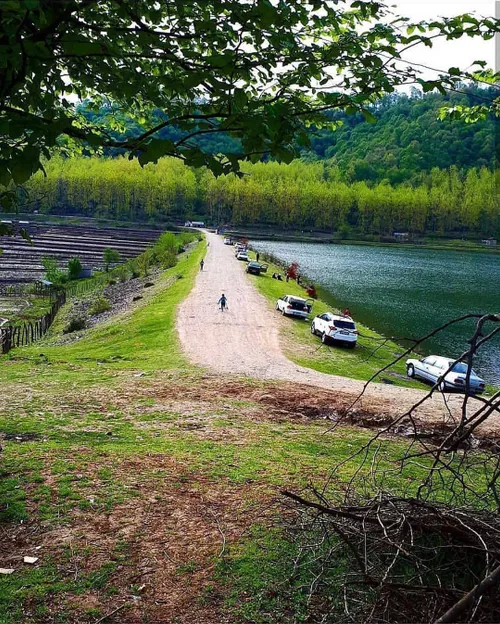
[0,221,160,285]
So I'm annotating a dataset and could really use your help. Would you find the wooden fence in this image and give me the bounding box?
[65,274,109,297]
[0,282,55,298]
[0,273,110,354]
[0,291,66,354]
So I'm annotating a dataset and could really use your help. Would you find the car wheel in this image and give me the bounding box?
[275,303,279,311]
[321,332,329,345]
[348,342,356,349]
[407,364,415,378]
[282,308,286,316]
[310,323,316,335]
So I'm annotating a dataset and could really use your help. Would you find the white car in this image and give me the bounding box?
[406,355,485,394]
[236,251,249,261]
[223,237,233,245]
[234,245,246,256]
[276,295,313,319]
[311,313,358,347]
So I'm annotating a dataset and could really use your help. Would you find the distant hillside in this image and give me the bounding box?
[78,86,498,185]
[304,87,497,185]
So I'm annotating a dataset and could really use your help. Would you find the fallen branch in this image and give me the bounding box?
[434,564,500,624]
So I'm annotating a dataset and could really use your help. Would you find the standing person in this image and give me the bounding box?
[218,293,227,312]
[200,259,204,271]
[256,252,260,263]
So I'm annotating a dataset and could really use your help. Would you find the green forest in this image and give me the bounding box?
[26,156,498,238]
[21,88,498,238]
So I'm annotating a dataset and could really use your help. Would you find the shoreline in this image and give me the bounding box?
[247,244,499,390]
[227,229,500,255]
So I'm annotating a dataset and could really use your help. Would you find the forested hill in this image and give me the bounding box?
[79,87,497,185]
[304,88,497,185]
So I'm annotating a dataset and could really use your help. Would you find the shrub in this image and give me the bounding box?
[103,248,121,271]
[67,257,82,280]
[63,315,87,334]
[42,256,67,285]
[113,265,130,283]
[89,296,112,315]
[136,249,153,276]
[127,259,140,278]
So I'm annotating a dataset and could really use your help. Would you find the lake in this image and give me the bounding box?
[251,241,500,385]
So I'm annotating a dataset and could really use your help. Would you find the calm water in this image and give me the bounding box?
[252,241,500,384]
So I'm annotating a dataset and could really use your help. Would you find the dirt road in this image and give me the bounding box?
[177,231,495,430]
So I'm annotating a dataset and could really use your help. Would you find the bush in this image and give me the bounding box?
[63,315,87,334]
[103,247,121,271]
[67,256,82,280]
[42,256,67,285]
[113,265,130,283]
[127,259,140,278]
[89,296,112,315]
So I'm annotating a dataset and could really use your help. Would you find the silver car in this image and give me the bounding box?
[276,295,313,319]
[406,355,485,394]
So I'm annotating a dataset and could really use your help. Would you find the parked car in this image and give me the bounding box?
[223,237,233,245]
[236,251,249,261]
[311,312,358,347]
[276,295,313,319]
[246,261,269,275]
[406,355,485,393]
[234,244,246,256]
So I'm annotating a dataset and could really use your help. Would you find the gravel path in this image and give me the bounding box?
[177,231,496,430]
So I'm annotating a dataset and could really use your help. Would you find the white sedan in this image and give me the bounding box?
[406,355,485,394]
[311,313,358,347]
[276,295,313,319]
[236,251,249,261]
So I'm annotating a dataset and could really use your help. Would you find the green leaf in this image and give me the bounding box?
[138,139,176,166]
[361,109,377,123]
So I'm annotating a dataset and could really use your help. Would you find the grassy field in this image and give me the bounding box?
[245,251,423,388]
[0,237,491,623]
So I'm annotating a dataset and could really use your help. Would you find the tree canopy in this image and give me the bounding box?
[1,0,499,212]
[25,156,499,238]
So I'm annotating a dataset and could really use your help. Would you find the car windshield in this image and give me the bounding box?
[451,363,470,374]
[334,320,356,330]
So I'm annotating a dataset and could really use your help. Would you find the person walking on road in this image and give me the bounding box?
[200,259,204,271]
[218,293,228,312]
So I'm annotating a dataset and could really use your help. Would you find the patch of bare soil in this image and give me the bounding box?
[0,455,271,624]
[117,374,499,444]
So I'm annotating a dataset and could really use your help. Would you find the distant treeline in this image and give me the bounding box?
[26,156,498,237]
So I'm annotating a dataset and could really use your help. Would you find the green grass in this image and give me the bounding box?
[246,251,422,387]
[0,235,494,622]
[0,241,206,385]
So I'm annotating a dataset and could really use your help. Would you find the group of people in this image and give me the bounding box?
[272,272,283,281]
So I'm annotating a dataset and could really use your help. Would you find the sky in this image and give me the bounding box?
[390,0,497,77]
